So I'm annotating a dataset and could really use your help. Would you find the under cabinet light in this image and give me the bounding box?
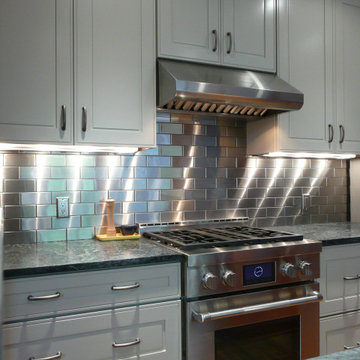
[261,152,356,160]
[0,143,142,154]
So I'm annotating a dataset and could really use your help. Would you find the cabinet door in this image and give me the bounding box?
[320,311,360,355]
[335,0,360,153]
[222,0,276,72]
[75,0,156,147]
[157,0,220,64]
[0,0,73,144]
[277,0,334,152]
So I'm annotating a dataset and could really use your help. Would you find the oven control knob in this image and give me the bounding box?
[298,261,312,276]
[222,270,237,287]
[202,273,219,290]
[281,263,297,278]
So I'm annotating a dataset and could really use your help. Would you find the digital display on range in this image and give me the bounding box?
[243,262,275,286]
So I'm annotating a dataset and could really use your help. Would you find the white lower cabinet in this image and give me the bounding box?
[4,301,181,360]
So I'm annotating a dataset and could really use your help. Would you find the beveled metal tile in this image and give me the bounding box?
[248,208,267,218]
[193,135,216,146]
[66,155,95,167]
[81,191,108,203]
[157,134,171,145]
[37,205,56,217]
[195,178,216,189]
[36,155,66,167]
[172,200,194,211]
[22,217,52,230]
[109,190,134,202]
[52,167,80,179]
[172,157,194,168]
[21,192,51,205]
[217,157,236,168]
[135,190,159,201]
[114,213,135,225]
[207,168,227,178]
[184,211,206,221]
[67,227,94,240]
[217,179,236,188]
[95,155,121,167]
[53,216,81,229]
[121,156,146,167]
[156,111,171,123]
[4,154,35,166]
[184,124,204,135]
[195,157,216,168]
[123,179,147,190]
[70,203,94,216]
[207,126,226,137]
[218,136,236,147]
[5,205,36,218]
[4,219,21,231]
[206,147,223,158]
[161,189,185,201]
[172,179,194,190]
[172,134,193,146]
[81,167,108,179]
[196,200,217,211]
[95,179,121,191]
[185,189,205,200]
[206,188,226,200]
[2,193,20,205]
[109,167,134,179]
[135,212,160,224]
[159,145,183,157]
[37,179,66,192]
[160,211,184,222]
[81,215,105,227]
[148,156,171,167]
[217,200,241,210]
[182,168,205,178]
[183,146,205,157]
[5,179,35,192]
[4,231,36,244]
[160,168,182,178]
[148,179,171,190]
[160,123,183,134]
[135,167,160,178]
[37,229,66,242]
[123,202,147,213]
[148,201,171,212]
[2,167,19,179]
[67,180,95,191]
[20,167,51,179]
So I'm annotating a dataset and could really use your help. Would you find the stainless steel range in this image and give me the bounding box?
[142,218,322,360]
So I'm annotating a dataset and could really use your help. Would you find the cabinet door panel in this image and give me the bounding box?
[157,0,220,64]
[75,0,156,147]
[222,0,275,71]
[278,0,334,152]
[335,0,360,152]
[0,0,72,144]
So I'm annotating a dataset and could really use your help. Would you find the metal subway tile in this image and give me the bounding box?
[310,215,328,223]
[109,190,134,202]
[228,168,246,178]
[327,177,344,186]
[216,117,236,127]
[37,229,66,242]
[2,167,19,179]
[147,201,171,212]
[195,158,216,168]
[122,179,147,190]
[37,205,57,217]
[66,155,95,167]
[36,155,66,167]
[148,179,171,190]
[81,167,108,179]
[256,198,276,208]
[227,188,246,199]
[335,168,347,177]
[135,167,160,178]
[328,195,346,204]
[184,211,206,221]
[5,179,35,192]
[161,189,185,201]
[266,168,285,178]
[0,154,3,166]
[248,208,267,218]
[206,147,223,158]
[123,202,147,213]
[3,231,36,244]
[267,208,286,217]
[172,200,194,211]
[135,212,160,224]
[172,134,193,146]
[4,154,35,166]
[311,196,328,205]
[109,167,134,179]
[285,169,303,178]
[37,179,65,192]
[172,179,194,190]
[195,178,216,189]
[276,197,294,207]
[135,190,160,201]
[51,192,81,204]
[207,168,227,178]
[5,206,36,218]
[217,200,242,210]
[170,113,193,123]
[328,213,346,222]
[246,188,267,199]
[207,209,247,220]
[206,126,226,137]
[227,127,246,137]
[138,147,159,156]
[21,192,51,205]
[193,135,216,147]
[160,211,184,222]
[182,168,205,178]
[160,123,183,134]
[95,155,121,167]
[4,219,21,231]
[217,179,236,188]
[193,115,216,126]
[160,168,182,178]
[52,167,80,179]
[70,203,95,216]
[184,189,206,200]
[217,158,236,168]
[22,217,52,231]
[81,191,108,203]
[319,187,336,196]
[237,177,257,188]
[292,159,310,168]
[81,215,105,227]
[147,156,171,167]
[67,180,95,191]
[183,146,206,157]
[218,136,236,147]
[52,216,81,229]
[95,179,121,191]
[157,134,171,145]
[67,228,94,241]
[237,198,257,208]
[2,193,20,205]
[257,179,274,188]
[172,157,194,168]
[319,205,336,214]
[156,111,171,123]
[114,214,135,225]
[206,189,226,200]
[196,200,217,211]
[335,186,347,196]
[159,145,183,157]
[121,156,147,167]
[184,124,205,135]
[19,167,50,179]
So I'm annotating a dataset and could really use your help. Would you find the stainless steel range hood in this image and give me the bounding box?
[157,59,304,119]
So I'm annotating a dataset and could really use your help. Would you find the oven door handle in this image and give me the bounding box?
[192,291,323,323]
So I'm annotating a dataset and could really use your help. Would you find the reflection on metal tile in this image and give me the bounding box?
[95,179,121,191]
[22,218,52,230]
[51,191,81,204]
[121,156,146,167]
[4,154,35,166]
[148,179,171,190]
[195,158,216,168]
[37,205,56,217]
[37,180,65,192]
[53,216,81,229]
[81,191,107,203]
[52,167,80,179]
[81,167,108,179]
[172,134,193,146]
[135,190,159,201]
[160,168,182,178]
[157,134,171,145]
[4,219,21,231]
[67,180,95,191]
[135,167,160,178]
[183,146,206,157]
[172,179,194,190]
[184,189,206,200]
[4,231,36,244]
[207,189,226,200]
[172,200,194,211]
[109,167,134,179]
[5,206,36,218]
[67,228,94,240]
[193,135,216,147]
[122,179,147,190]
[70,203,94,216]
[123,202,147,214]
[2,193,20,205]
[196,200,217,211]
[159,145,183,157]
[160,123,183,134]
[135,212,160,224]
[109,190,134,202]
[217,179,236,188]
[184,211,206,221]
[195,179,216,189]
[184,124,204,135]
[161,189,185,201]
[36,155,65,167]
[148,156,171,167]
[160,211,184,222]
[2,167,19,179]
[66,155,95,167]
[148,201,171,212]
[21,192,51,205]
[5,180,35,192]
[37,229,66,242]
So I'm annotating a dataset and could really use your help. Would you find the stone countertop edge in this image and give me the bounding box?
[269,222,360,246]
[3,238,183,279]
[309,348,360,359]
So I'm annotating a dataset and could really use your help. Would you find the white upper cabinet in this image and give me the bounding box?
[75,0,156,147]
[334,0,360,153]
[157,0,276,72]
[222,0,276,72]
[157,0,220,64]
[0,0,156,149]
[0,0,73,144]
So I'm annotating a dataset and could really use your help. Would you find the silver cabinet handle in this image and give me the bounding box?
[344,342,360,350]
[112,338,140,348]
[192,291,323,323]
[27,292,61,301]
[82,106,87,132]
[339,125,345,144]
[60,105,66,131]
[344,275,360,280]
[29,351,63,360]
[328,124,334,143]
[111,282,140,291]
[211,29,218,52]
[226,32,232,54]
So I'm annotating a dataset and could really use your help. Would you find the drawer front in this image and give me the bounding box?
[320,311,360,355]
[320,244,360,316]
[3,300,181,360]
[4,262,180,322]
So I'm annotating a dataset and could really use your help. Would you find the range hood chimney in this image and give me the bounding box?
[157,59,304,119]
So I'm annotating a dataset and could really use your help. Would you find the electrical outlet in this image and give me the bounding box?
[56,197,69,218]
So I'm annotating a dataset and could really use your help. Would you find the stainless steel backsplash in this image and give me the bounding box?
[0,113,348,243]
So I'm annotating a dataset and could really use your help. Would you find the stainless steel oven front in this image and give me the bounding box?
[186,282,322,360]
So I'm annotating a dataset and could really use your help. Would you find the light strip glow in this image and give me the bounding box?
[262,152,356,160]
[0,143,141,154]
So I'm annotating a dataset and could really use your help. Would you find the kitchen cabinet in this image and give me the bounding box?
[248,0,360,156]
[3,263,181,360]
[157,0,276,72]
[319,243,360,355]
[0,0,156,148]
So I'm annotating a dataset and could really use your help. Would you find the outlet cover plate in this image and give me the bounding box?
[56,197,69,218]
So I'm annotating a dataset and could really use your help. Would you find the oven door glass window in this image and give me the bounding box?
[215,316,300,360]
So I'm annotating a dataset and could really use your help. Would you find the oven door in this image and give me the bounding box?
[186,283,322,360]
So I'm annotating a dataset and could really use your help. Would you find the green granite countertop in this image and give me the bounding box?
[270,222,360,246]
[310,348,360,359]
[3,238,182,279]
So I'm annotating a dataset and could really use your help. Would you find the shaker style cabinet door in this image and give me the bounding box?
[277,0,334,152]
[334,0,360,153]
[222,0,276,72]
[157,0,220,64]
[0,0,73,144]
[75,0,156,147]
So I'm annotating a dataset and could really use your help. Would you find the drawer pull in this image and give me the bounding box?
[343,275,360,281]
[29,351,63,360]
[113,338,140,348]
[344,342,360,350]
[27,292,62,301]
[111,283,140,291]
